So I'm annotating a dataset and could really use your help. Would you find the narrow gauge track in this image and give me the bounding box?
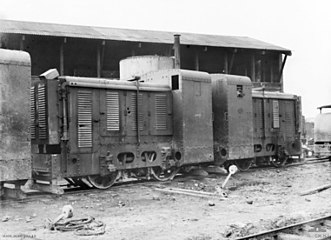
[1,157,329,202]
[249,157,330,171]
[235,215,331,240]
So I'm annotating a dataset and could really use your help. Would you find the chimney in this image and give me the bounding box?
[174,34,181,69]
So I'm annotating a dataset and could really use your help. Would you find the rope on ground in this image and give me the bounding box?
[47,216,106,236]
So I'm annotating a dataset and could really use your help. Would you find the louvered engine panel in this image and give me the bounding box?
[284,100,295,135]
[155,94,167,130]
[253,98,263,134]
[272,100,280,129]
[106,91,120,131]
[30,86,36,140]
[77,90,92,148]
[37,83,47,139]
[130,93,144,131]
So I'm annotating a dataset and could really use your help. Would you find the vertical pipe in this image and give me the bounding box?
[174,34,181,69]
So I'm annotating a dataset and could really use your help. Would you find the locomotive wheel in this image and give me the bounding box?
[270,156,287,168]
[87,172,119,189]
[235,159,252,171]
[151,166,179,181]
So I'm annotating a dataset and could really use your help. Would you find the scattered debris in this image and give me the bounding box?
[25,216,32,222]
[299,184,331,196]
[2,216,10,222]
[47,216,105,236]
[246,200,253,205]
[208,201,215,206]
[188,168,209,177]
[152,195,161,201]
[204,166,228,175]
[154,187,227,200]
[118,201,125,207]
[53,205,74,224]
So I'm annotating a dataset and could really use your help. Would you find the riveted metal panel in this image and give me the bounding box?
[77,90,93,148]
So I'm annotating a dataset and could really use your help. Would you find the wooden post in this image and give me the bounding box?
[60,38,66,76]
[251,54,256,82]
[174,34,181,69]
[20,35,25,50]
[97,43,101,78]
[195,51,199,71]
[224,51,228,74]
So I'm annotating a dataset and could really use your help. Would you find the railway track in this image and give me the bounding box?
[1,156,329,202]
[235,215,331,240]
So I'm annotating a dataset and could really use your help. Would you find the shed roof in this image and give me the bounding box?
[0,19,291,54]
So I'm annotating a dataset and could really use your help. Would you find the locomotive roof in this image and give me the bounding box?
[252,90,298,100]
[317,105,331,109]
[61,76,171,92]
[0,19,291,55]
[0,48,31,66]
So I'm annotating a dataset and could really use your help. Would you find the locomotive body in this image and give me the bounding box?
[252,91,302,166]
[0,49,303,193]
[0,49,31,183]
[210,74,254,169]
[314,105,331,157]
[30,68,214,191]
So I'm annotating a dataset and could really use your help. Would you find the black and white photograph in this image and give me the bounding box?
[0,0,330,239]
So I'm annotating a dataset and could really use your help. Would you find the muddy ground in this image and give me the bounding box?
[1,160,330,240]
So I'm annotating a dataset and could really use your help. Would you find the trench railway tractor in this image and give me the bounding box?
[314,105,331,158]
[30,69,214,193]
[210,74,255,171]
[252,91,302,167]
[0,49,31,198]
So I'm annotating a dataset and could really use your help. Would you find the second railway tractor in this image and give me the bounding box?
[1,51,302,194]
[314,105,331,158]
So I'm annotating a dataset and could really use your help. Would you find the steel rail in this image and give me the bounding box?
[235,215,331,240]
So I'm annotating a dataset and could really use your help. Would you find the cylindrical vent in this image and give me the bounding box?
[119,55,174,80]
[174,34,181,69]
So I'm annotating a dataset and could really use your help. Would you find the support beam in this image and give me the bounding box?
[20,35,25,50]
[97,44,101,77]
[251,54,256,82]
[229,49,237,74]
[173,34,181,69]
[60,38,66,76]
[224,52,228,73]
[195,51,199,71]
[278,54,288,92]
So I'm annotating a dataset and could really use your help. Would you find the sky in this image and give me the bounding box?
[1,0,330,119]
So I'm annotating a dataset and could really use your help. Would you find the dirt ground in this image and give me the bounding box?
[1,160,330,240]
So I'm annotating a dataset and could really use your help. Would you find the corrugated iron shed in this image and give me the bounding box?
[0,19,291,54]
